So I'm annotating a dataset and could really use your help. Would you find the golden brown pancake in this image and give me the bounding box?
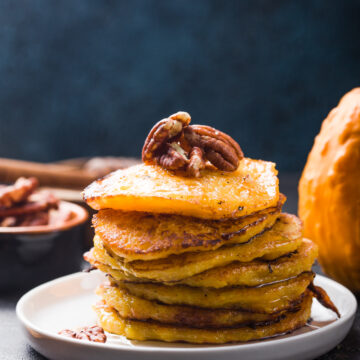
[91,213,302,282]
[114,272,314,313]
[93,293,312,343]
[93,195,285,261]
[85,238,317,288]
[83,159,279,220]
[97,284,308,328]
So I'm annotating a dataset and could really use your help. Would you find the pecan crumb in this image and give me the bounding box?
[58,325,107,343]
[142,111,244,177]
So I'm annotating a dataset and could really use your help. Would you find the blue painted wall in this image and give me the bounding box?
[0,0,359,171]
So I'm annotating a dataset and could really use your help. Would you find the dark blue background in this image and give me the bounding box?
[0,0,359,171]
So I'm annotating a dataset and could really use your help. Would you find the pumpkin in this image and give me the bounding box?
[298,88,360,291]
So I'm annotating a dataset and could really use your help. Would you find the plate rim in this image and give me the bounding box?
[16,271,357,354]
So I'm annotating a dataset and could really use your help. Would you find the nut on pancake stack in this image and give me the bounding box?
[83,112,339,344]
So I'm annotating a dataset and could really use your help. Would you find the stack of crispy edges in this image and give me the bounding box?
[83,159,318,344]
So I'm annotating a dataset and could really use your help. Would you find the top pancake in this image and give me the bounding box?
[83,158,279,220]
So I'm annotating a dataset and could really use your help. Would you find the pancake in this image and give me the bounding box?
[82,117,339,345]
[97,284,308,328]
[83,158,279,220]
[115,272,314,313]
[85,238,317,288]
[94,293,312,343]
[92,213,303,282]
[93,195,284,261]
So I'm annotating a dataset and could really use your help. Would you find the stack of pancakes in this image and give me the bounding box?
[83,159,321,344]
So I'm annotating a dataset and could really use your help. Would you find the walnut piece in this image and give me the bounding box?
[142,112,243,177]
[58,326,107,343]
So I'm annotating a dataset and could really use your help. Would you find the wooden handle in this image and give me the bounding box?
[0,158,96,189]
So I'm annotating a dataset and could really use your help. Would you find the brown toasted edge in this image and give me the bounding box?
[112,271,315,291]
[113,308,287,330]
[100,291,311,331]
[96,214,274,256]
[98,212,301,267]
[92,194,286,257]
[98,283,311,329]
[109,278,309,314]
[84,247,313,290]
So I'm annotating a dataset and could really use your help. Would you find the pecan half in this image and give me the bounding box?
[142,111,191,164]
[159,143,188,170]
[141,112,243,177]
[184,125,243,171]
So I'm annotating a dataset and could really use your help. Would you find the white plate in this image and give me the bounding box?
[16,271,357,360]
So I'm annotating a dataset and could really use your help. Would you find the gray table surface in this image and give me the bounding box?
[0,174,359,360]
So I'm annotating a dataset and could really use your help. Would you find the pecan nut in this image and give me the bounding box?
[184,125,243,171]
[142,111,191,164]
[141,112,243,177]
[159,143,189,170]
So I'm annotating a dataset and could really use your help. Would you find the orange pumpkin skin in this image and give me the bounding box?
[299,88,360,291]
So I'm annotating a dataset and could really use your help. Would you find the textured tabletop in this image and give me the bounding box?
[0,174,359,360]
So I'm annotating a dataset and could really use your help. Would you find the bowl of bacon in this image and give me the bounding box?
[0,177,88,290]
